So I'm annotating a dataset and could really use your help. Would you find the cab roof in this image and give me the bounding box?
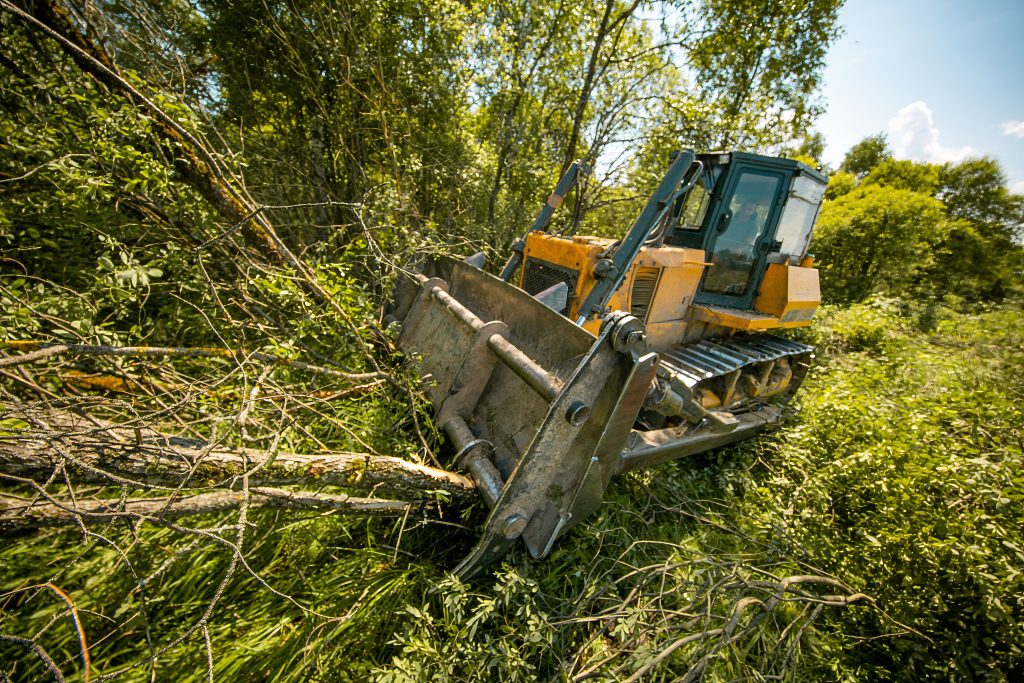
[698,150,829,184]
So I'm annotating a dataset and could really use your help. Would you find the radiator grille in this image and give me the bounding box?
[630,267,660,322]
[522,257,579,316]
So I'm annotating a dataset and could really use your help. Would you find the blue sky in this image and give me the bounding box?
[816,0,1024,192]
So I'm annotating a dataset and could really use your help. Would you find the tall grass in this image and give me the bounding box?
[3,299,1022,681]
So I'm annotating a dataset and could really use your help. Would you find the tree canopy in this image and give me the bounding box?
[812,135,1023,303]
[838,132,892,177]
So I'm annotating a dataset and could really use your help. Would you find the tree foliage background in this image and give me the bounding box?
[1,0,1022,681]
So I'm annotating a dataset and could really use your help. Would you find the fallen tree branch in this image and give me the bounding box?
[0,410,474,502]
[53,371,388,400]
[0,487,413,533]
[0,634,67,682]
[0,0,288,262]
[0,341,389,383]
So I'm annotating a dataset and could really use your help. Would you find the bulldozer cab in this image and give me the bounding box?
[665,152,828,311]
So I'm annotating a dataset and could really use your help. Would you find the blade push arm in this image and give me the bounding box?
[499,161,589,282]
[574,150,697,324]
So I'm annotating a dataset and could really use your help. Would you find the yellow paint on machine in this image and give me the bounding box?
[752,263,820,327]
[687,305,781,331]
[522,233,706,348]
[688,265,819,332]
[521,233,819,341]
[622,244,705,348]
[520,233,608,322]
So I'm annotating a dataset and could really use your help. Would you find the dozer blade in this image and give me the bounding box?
[388,256,656,577]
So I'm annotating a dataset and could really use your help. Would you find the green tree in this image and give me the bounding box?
[0,5,224,346]
[200,0,478,246]
[940,156,1024,233]
[782,130,827,168]
[687,0,844,150]
[862,158,941,194]
[812,184,948,301]
[823,169,857,200]
[628,0,843,212]
[816,154,1023,302]
[839,132,892,177]
[930,157,1024,300]
[469,0,665,245]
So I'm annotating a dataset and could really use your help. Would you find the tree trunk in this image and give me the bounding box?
[0,487,414,534]
[0,410,475,503]
[561,0,642,174]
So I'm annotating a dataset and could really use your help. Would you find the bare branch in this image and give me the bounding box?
[0,341,389,383]
[0,487,413,532]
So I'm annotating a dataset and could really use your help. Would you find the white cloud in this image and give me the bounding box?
[1012,180,1024,194]
[1002,121,1024,138]
[886,101,975,163]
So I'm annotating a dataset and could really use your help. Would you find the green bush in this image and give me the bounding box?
[745,302,1024,680]
[807,297,908,354]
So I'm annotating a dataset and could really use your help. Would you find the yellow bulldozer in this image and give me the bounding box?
[387,149,827,575]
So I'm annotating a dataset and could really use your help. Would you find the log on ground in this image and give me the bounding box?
[0,410,474,502]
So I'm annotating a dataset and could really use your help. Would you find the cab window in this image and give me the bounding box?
[701,172,781,296]
[676,175,711,231]
[773,175,826,264]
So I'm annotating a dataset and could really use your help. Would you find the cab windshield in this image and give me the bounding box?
[701,172,781,296]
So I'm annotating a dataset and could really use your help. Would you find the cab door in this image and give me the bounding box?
[696,165,788,310]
